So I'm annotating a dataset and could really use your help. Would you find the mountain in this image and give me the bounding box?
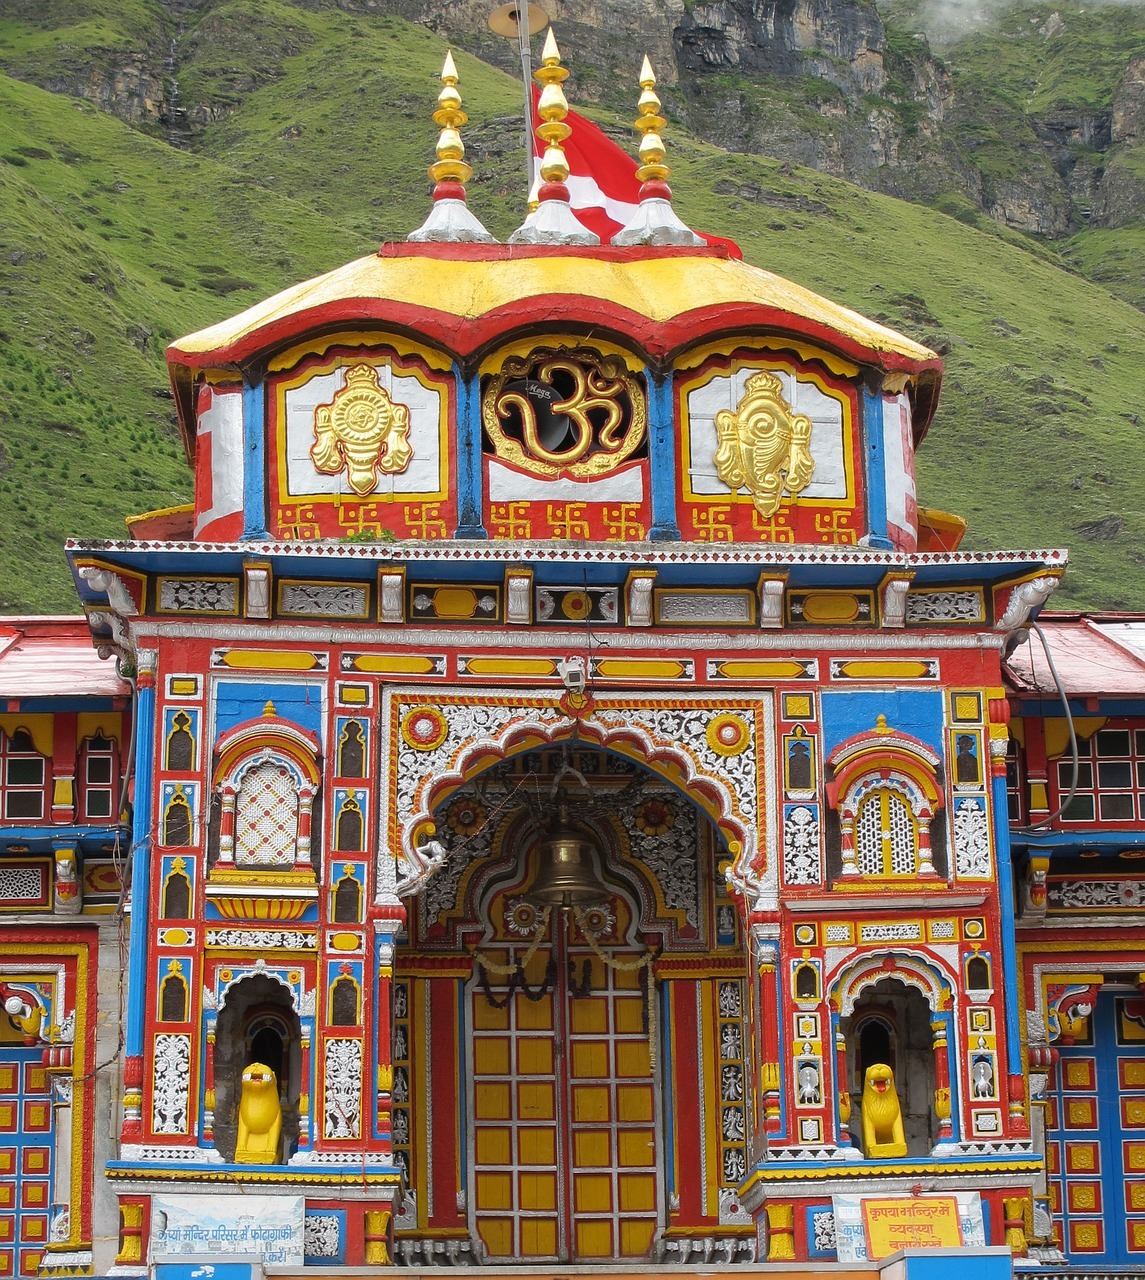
[0,0,1143,614]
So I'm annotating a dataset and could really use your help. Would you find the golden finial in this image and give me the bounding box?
[534,28,573,187]
[428,51,472,189]
[527,175,541,212]
[263,699,277,717]
[633,55,669,185]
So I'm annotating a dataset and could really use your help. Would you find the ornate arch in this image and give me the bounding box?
[380,690,763,899]
[214,964,303,1014]
[829,950,954,1019]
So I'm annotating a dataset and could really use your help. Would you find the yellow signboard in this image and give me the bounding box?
[862,1195,964,1259]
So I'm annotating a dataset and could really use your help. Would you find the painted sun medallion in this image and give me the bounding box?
[714,370,814,516]
[706,713,751,757]
[311,363,414,496]
[400,705,448,751]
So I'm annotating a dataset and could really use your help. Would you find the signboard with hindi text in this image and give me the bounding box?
[862,1195,962,1258]
[832,1192,985,1263]
[150,1194,304,1266]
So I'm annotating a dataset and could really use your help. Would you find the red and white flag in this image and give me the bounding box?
[531,90,742,257]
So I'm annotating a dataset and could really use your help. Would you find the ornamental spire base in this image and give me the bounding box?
[612,196,703,247]
[409,198,497,244]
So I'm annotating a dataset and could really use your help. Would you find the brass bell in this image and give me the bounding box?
[527,816,605,907]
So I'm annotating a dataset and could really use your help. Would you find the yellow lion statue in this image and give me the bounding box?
[860,1063,907,1158]
[235,1062,282,1164]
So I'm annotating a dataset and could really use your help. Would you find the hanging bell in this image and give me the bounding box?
[527,819,606,907]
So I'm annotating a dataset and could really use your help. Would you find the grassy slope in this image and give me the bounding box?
[0,2,1143,615]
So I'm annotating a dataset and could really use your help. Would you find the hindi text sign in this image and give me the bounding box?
[862,1195,964,1260]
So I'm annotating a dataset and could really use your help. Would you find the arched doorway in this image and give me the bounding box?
[393,743,749,1264]
[212,974,302,1163]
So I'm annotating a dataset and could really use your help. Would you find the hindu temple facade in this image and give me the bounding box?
[54,39,1074,1272]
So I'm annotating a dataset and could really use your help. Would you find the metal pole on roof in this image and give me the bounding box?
[488,0,550,197]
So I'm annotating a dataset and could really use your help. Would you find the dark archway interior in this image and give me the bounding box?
[213,974,302,1163]
[845,977,937,1157]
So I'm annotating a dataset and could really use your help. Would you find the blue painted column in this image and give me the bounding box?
[241,376,269,539]
[648,374,680,541]
[120,650,157,1143]
[454,368,487,538]
[991,761,1025,1107]
[861,383,893,550]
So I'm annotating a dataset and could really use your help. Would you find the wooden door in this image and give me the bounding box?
[469,898,658,1262]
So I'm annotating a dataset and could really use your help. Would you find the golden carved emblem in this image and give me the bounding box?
[311,363,413,496]
[483,346,646,479]
[714,371,814,517]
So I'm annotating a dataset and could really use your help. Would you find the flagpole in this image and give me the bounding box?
[488,0,549,198]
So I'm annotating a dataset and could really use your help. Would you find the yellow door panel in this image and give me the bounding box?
[520,1217,558,1256]
[474,1082,511,1120]
[570,998,607,1033]
[518,1081,555,1120]
[517,1037,553,1075]
[573,1084,610,1122]
[618,1173,656,1212]
[477,1217,512,1257]
[475,1172,513,1211]
[519,1171,557,1211]
[474,1036,510,1075]
[472,1001,509,1031]
[612,967,640,990]
[518,1127,556,1165]
[575,1173,613,1213]
[620,1218,655,1257]
[476,1128,511,1165]
[615,1040,650,1077]
[613,1000,644,1034]
[618,1129,654,1166]
[617,1083,653,1122]
[517,995,553,1031]
[573,1129,611,1167]
[576,1219,613,1258]
[572,1040,609,1079]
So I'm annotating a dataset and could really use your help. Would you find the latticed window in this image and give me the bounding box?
[855,788,918,876]
[1,729,47,821]
[235,761,300,866]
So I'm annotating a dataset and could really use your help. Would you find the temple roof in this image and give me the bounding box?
[1005,614,1145,699]
[166,242,943,456]
[0,617,130,701]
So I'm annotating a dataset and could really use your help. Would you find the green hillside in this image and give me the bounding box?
[1,2,1144,614]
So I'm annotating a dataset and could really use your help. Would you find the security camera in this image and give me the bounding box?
[558,656,587,695]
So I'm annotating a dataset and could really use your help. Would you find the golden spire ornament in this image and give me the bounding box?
[612,55,703,247]
[509,29,598,245]
[408,51,496,244]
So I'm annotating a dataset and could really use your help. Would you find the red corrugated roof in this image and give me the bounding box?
[1005,614,1145,697]
[0,617,130,700]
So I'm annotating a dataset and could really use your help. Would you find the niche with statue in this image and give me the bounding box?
[843,979,937,1158]
[212,974,302,1163]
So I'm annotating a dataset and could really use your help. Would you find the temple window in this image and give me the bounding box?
[1056,725,1145,823]
[161,860,192,919]
[335,795,364,852]
[337,721,365,778]
[166,710,195,772]
[332,872,362,923]
[80,733,118,820]
[855,786,919,876]
[330,975,360,1025]
[234,760,300,867]
[163,788,193,847]
[159,966,189,1022]
[1,729,47,821]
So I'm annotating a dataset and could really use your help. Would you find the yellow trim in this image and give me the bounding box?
[677,354,857,512]
[738,1158,1042,1190]
[350,654,442,676]
[106,1166,402,1184]
[477,332,645,377]
[0,713,53,759]
[716,660,811,680]
[272,348,451,509]
[1043,716,1106,762]
[125,503,192,529]
[216,649,321,671]
[174,254,936,364]
[268,329,452,375]
[77,712,122,750]
[675,335,861,380]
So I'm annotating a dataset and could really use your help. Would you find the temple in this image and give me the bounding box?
[0,31,1141,1280]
